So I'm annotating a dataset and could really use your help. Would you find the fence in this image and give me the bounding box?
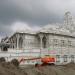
[0,50,75,65]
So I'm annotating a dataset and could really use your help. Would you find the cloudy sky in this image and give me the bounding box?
[0,0,75,40]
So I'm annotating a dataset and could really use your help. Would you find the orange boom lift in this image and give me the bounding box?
[19,55,55,67]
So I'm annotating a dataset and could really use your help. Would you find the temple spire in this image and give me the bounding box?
[64,11,73,25]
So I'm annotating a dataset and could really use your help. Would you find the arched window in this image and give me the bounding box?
[42,36,46,48]
[19,37,23,49]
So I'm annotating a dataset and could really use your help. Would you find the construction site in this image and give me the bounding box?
[0,11,75,75]
[0,57,75,75]
[0,43,75,75]
[1,0,75,74]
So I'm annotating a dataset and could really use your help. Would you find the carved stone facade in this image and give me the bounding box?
[5,12,75,57]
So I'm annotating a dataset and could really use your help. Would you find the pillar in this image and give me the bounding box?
[39,34,43,50]
[16,34,19,50]
[22,34,25,50]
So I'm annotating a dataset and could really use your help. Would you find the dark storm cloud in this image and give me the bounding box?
[0,0,64,25]
[0,0,75,40]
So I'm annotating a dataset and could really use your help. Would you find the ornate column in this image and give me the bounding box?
[12,38,14,49]
[45,35,49,48]
[11,38,13,49]
[16,34,20,50]
[14,37,17,49]
[39,34,43,50]
[38,34,43,57]
[22,34,25,50]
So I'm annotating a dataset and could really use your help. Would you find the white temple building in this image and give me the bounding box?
[1,11,75,64]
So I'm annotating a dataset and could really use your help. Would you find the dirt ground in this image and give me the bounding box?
[22,63,75,75]
[0,62,75,75]
[0,62,27,75]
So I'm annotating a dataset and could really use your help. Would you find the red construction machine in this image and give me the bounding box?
[35,55,55,67]
[19,55,55,67]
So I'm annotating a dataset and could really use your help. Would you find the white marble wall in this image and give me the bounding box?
[8,32,75,57]
[48,34,75,55]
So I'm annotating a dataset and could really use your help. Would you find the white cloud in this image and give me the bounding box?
[11,22,31,32]
[32,26,41,31]
[11,21,41,32]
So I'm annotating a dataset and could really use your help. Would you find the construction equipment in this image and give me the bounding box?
[19,55,55,67]
[35,55,55,66]
[41,55,55,65]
